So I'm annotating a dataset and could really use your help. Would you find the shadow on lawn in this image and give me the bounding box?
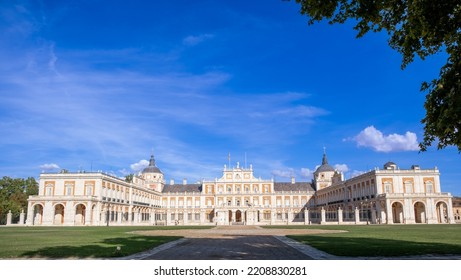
[288,235,461,258]
[20,235,179,259]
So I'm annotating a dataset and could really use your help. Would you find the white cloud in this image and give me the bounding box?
[130,159,149,172]
[350,170,366,178]
[118,168,131,176]
[271,169,294,178]
[334,164,349,173]
[39,163,60,171]
[183,34,214,46]
[353,126,419,152]
[299,168,313,178]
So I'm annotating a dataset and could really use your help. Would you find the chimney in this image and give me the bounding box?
[291,176,295,184]
[170,179,175,185]
[183,178,187,185]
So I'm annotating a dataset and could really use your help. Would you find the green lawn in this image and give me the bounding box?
[0,226,211,259]
[264,224,461,257]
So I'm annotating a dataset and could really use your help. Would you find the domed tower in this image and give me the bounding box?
[313,150,335,190]
[141,154,165,192]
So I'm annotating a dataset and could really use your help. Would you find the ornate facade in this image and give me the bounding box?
[25,152,455,226]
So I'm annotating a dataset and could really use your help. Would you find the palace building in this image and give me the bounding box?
[25,152,455,226]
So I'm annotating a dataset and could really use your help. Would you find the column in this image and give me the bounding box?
[200,209,205,224]
[386,199,393,224]
[184,210,189,225]
[64,202,74,225]
[43,201,53,225]
[102,205,108,225]
[231,210,236,223]
[128,206,133,225]
[447,199,455,224]
[287,210,293,225]
[270,210,275,225]
[320,207,326,224]
[304,209,309,225]
[18,209,25,225]
[337,208,343,224]
[6,210,12,225]
[354,207,360,224]
[150,209,156,225]
[117,207,122,224]
[85,202,92,225]
[439,205,445,224]
[167,209,172,225]
[26,203,34,226]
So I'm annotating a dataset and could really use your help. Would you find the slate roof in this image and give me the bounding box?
[162,184,202,193]
[274,182,315,192]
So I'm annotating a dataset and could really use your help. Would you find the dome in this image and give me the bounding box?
[316,164,335,172]
[384,161,397,170]
[142,154,162,174]
[315,151,335,173]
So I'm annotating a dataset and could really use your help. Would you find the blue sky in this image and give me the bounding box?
[1,0,459,196]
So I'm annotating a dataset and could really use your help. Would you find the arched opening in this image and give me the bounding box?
[414,202,426,223]
[391,202,404,223]
[236,210,242,223]
[75,204,86,225]
[436,202,448,223]
[54,204,65,225]
[33,204,44,225]
[228,210,232,223]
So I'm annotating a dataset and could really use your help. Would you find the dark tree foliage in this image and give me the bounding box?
[0,176,38,224]
[294,0,461,151]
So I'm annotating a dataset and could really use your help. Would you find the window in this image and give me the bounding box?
[404,181,413,193]
[46,186,53,196]
[85,185,93,196]
[66,186,73,196]
[425,181,434,193]
[384,182,392,193]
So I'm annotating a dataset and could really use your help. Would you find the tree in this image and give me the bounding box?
[0,176,38,224]
[125,174,134,183]
[293,0,461,151]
